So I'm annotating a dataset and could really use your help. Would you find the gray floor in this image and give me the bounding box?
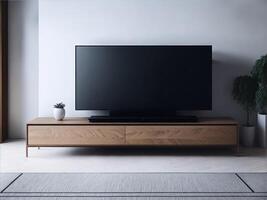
[2,140,267,173]
[0,173,267,199]
[238,173,267,192]
[0,173,20,192]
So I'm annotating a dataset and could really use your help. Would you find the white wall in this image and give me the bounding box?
[39,0,267,124]
[7,0,267,138]
[8,0,39,138]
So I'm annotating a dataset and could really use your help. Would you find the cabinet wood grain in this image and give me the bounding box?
[28,126,125,146]
[26,117,239,156]
[28,117,238,125]
[126,126,237,145]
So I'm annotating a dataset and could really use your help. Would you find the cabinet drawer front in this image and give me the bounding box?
[28,126,125,146]
[126,126,237,145]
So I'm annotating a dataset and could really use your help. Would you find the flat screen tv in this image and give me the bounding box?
[75,45,212,119]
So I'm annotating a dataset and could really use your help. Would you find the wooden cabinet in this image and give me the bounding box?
[26,117,239,157]
[126,126,237,145]
[28,126,125,146]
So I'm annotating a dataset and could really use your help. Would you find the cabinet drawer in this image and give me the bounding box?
[126,126,237,145]
[28,126,125,146]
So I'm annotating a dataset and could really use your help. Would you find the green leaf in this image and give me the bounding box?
[251,55,267,85]
[232,75,258,125]
[255,84,267,113]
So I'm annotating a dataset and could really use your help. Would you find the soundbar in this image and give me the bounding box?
[88,115,198,122]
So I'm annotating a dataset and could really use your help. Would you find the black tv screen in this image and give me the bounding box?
[75,45,212,112]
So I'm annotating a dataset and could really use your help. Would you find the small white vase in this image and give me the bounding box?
[240,126,255,147]
[257,113,267,148]
[53,108,65,121]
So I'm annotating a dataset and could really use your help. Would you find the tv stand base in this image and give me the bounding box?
[88,115,198,123]
[26,117,239,157]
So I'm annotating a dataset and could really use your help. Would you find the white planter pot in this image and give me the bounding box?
[240,126,255,147]
[53,108,65,121]
[257,113,267,148]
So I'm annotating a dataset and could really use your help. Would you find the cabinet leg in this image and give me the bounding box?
[26,146,28,157]
[236,145,239,154]
[235,144,241,156]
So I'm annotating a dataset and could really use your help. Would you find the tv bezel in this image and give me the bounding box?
[75,45,212,113]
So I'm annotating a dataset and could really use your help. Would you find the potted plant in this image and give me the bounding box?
[232,75,258,147]
[251,54,267,147]
[53,102,65,121]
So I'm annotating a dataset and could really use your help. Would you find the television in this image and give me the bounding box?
[75,45,212,122]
